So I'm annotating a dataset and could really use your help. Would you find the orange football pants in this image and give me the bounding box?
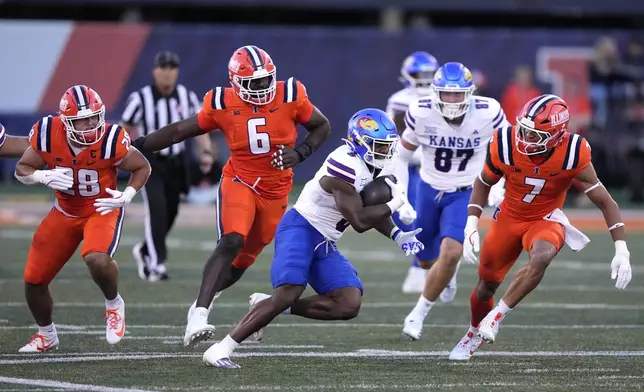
[24,207,124,285]
[217,176,289,269]
[478,207,565,283]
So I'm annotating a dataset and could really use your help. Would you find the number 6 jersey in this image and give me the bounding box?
[402,95,507,190]
[29,116,130,217]
[197,77,314,199]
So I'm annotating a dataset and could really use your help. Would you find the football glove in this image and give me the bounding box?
[611,240,632,290]
[94,187,137,215]
[392,228,424,256]
[462,216,480,264]
[33,168,74,191]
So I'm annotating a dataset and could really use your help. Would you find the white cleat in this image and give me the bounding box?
[248,293,271,342]
[478,311,502,344]
[18,333,59,353]
[184,307,216,347]
[401,266,427,294]
[132,242,149,281]
[439,276,458,304]
[105,298,126,345]
[186,292,221,324]
[203,342,241,368]
[449,328,484,361]
[402,312,423,340]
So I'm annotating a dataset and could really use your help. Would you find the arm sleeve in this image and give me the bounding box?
[121,92,143,125]
[196,90,220,132]
[295,80,315,124]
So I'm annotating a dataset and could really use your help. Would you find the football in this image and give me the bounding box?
[360,175,395,206]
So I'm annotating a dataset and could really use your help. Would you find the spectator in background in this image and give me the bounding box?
[186,142,223,206]
[472,69,490,97]
[501,65,541,125]
[563,77,592,134]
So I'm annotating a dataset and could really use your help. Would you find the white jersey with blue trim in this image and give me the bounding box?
[402,95,508,191]
[386,88,424,166]
[294,145,376,242]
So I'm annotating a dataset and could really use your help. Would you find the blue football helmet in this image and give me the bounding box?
[346,108,399,170]
[432,62,476,119]
[400,51,439,95]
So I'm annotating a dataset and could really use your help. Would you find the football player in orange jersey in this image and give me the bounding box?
[449,94,633,361]
[132,45,331,346]
[14,85,151,353]
[0,122,30,157]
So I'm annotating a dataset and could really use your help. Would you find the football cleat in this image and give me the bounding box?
[248,293,271,342]
[477,311,502,343]
[105,298,125,344]
[184,307,216,347]
[402,312,423,340]
[18,333,59,353]
[132,242,149,281]
[449,327,484,361]
[401,266,427,294]
[439,273,458,304]
[203,343,241,368]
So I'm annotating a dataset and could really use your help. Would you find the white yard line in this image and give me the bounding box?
[2,350,644,366]
[0,376,151,392]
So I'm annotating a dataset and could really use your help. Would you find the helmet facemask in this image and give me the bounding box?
[401,70,435,96]
[432,85,474,119]
[355,134,399,171]
[62,106,106,146]
[232,69,276,105]
[515,117,559,156]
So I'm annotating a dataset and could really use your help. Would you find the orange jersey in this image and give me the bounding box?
[484,126,591,221]
[29,116,131,217]
[197,78,315,199]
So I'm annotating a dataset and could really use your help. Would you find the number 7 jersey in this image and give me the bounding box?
[484,126,591,221]
[197,77,314,199]
[403,95,507,190]
[29,116,130,217]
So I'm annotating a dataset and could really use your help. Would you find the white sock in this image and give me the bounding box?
[38,323,56,336]
[468,325,478,334]
[493,300,512,322]
[411,296,434,318]
[105,294,122,308]
[220,334,240,356]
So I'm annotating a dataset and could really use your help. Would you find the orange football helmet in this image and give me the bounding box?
[228,45,276,105]
[516,94,569,155]
[59,85,106,145]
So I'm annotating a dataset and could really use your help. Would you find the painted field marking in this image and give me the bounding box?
[0,376,151,392]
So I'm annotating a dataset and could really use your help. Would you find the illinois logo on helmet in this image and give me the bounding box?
[515,94,569,155]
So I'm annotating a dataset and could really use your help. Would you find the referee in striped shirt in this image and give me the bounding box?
[120,51,214,281]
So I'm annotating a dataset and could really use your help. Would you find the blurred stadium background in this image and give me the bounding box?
[1,1,644,391]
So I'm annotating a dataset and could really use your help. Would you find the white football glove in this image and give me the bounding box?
[93,186,137,215]
[463,216,480,264]
[33,168,74,191]
[397,203,417,226]
[384,178,408,213]
[487,177,506,207]
[611,241,632,290]
[392,228,424,256]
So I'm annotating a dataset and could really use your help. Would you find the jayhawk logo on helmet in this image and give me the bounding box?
[357,117,379,131]
[463,70,473,82]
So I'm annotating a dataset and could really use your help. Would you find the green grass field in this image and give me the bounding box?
[0,222,643,391]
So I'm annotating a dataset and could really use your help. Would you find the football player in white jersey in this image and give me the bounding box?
[396,62,507,340]
[202,108,424,368]
[386,51,440,294]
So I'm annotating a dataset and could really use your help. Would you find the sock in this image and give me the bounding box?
[220,334,240,356]
[411,257,421,268]
[105,294,122,308]
[492,299,513,322]
[38,323,56,336]
[470,288,494,328]
[411,295,434,318]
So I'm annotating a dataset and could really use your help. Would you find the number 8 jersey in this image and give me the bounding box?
[29,116,130,217]
[402,95,506,190]
[197,77,314,199]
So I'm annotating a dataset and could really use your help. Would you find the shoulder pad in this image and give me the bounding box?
[206,87,227,111]
[30,115,56,153]
[325,147,358,185]
[562,133,590,171]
